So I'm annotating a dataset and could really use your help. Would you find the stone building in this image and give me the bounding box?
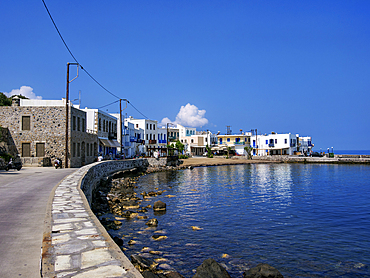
[0,97,98,167]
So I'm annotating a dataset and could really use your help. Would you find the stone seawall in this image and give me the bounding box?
[246,155,370,164]
[42,157,178,277]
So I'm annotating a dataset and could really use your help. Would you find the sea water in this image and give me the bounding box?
[110,164,370,277]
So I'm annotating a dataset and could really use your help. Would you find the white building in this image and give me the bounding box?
[81,108,120,157]
[298,136,314,155]
[125,117,158,156]
[256,132,298,156]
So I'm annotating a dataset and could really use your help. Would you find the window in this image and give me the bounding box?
[99,119,101,131]
[285,139,287,144]
[266,140,268,144]
[77,143,80,157]
[147,124,149,130]
[72,116,76,130]
[146,134,148,140]
[72,143,76,157]
[275,139,277,144]
[227,138,230,142]
[90,144,93,156]
[22,116,30,131]
[153,125,155,130]
[86,143,89,156]
[219,138,223,143]
[82,118,85,132]
[150,124,152,130]
[77,117,80,131]
[22,143,30,157]
[103,120,106,132]
[36,143,45,157]
[191,139,194,143]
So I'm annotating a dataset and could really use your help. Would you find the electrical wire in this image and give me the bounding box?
[42,0,150,119]
[128,101,149,119]
[97,100,120,110]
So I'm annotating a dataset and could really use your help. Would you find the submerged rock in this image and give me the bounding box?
[153,201,166,211]
[192,258,231,278]
[243,263,284,278]
[146,218,159,227]
[131,254,158,272]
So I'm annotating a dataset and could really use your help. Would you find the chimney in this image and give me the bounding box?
[12,96,20,106]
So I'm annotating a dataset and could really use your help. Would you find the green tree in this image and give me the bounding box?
[244,145,253,159]
[0,93,12,106]
[205,144,213,158]
[226,146,232,159]
[175,140,185,154]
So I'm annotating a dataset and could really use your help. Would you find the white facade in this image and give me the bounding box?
[298,136,314,155]
[256,133,297,156]
[125,117,158,156]
[81,108,119,157]
[177,124,196,138]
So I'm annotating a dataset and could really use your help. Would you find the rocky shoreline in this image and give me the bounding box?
[91,163,285,278]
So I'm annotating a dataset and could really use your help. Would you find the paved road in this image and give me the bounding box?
[0,167,77,278]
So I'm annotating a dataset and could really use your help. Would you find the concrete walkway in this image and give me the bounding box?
[0,167,76,278]
[42,163,142,278]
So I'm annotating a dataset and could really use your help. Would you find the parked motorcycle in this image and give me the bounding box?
[5,158,22,171]
[54,158,62,169]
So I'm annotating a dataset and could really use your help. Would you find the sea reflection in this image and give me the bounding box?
[249,164,293,206]
[113,164,370,278]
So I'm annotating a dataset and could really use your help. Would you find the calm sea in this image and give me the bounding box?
[109,164,370,278]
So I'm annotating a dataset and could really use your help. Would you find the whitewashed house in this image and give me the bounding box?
[125,117,158,157]
[82,108,120,157]
[256,133,297,156]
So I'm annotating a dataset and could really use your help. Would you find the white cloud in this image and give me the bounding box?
[160,103,209,128]
[4,86,42,100]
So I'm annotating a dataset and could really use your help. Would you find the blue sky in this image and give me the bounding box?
[1,1,369,150]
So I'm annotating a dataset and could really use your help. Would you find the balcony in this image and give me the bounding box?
[108,132,117,140]
[130,136,137,142]
[137,139,143,144]
[124,142,131,147]
[290,144,296,147]
[148,140,157,144]
[159,140,167,144]
[234,141,245,145]
[268,143,275,147]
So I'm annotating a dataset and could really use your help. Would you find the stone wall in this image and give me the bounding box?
[146,156,179,167]
[80,159,148,205]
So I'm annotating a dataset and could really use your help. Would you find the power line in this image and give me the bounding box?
[41,0,150,119]
[41,0,120,99]
[98,100,120,110]
[128,101,149,119]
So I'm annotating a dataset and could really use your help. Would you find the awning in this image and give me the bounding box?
[99,139,121,148]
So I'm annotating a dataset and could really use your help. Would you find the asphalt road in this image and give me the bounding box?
[0,167,77,278]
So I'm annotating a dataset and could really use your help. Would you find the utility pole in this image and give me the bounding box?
[119,99,127,156]
[65,62,79,168]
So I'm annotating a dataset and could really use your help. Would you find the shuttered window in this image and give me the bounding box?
[22,116,30,130]
[36,143,45,157]
[22,143,31,157]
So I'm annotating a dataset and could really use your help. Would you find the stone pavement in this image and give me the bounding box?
[42,164,142,278]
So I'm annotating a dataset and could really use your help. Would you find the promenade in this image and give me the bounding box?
[0,167,76,278]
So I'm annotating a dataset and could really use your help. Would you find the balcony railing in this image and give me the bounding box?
[137,139,143,143]
[234,141,245,145]
[108,132,117,140]
[148,140,157,144]
[268,143,275,147]
[158,140,167,144]
[290,144,296,147]
[124,142,131,147]
[130,136,137,142]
